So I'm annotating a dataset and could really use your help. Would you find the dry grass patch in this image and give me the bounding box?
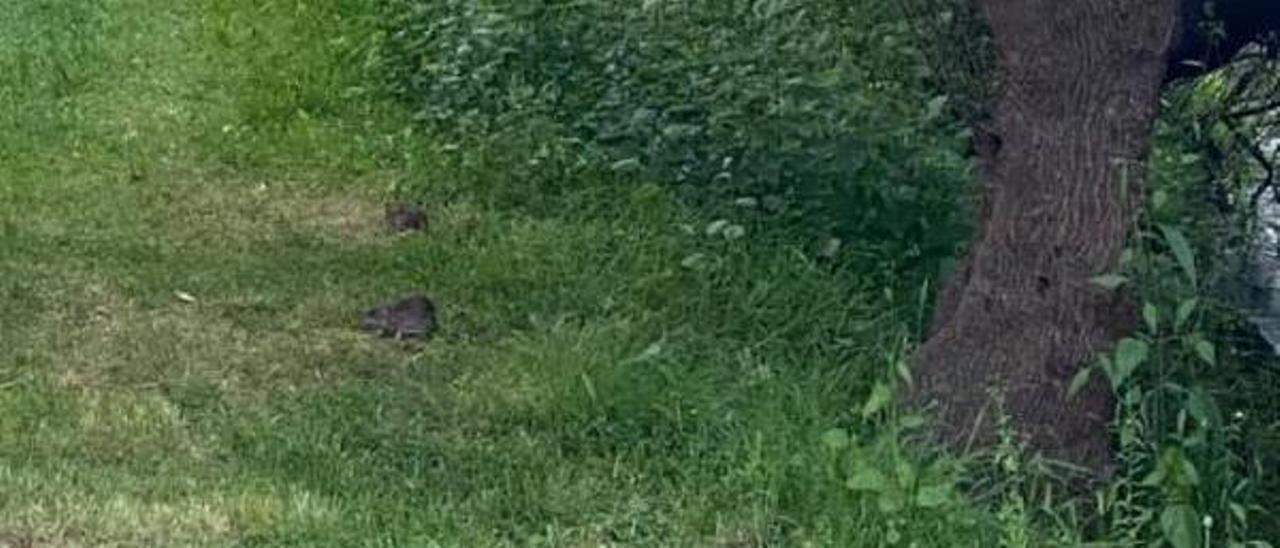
[145,178,390,249]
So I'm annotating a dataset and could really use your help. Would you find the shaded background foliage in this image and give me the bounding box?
[376,0,973,288]
[373,0,1280,541]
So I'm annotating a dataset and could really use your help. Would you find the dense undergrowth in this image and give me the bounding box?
[374,0,1280,546]
[375,0,973,292]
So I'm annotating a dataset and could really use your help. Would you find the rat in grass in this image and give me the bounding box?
[360,294,437,340]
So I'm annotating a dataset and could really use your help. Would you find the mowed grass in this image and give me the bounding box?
[0,1,994,546]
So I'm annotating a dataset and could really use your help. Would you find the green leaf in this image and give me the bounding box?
[1185,387,1219,428]
[914,484,952,508]
[821,428,851,450]
[679,253,708,270]
[1175,298,1198,330]
[897,414,926,430]
[895,460,916,489]
[1143,302,1159,334]
[580,373,597,402]
[846,467,889,492]
[1159,224,1198,287]
[925,95,948,120]
[877,490,904,514]
[705,219,729,236]
[1109,338,1149,389]
[861,382,892,420]
[1141,466,1164,486]
[1067,366,1093,399]
[1152,189,1170,210]
[1090,274,1129,290]
[1194,339,1216,367]
[1160,504,1202,548]
[1098,354,1114,384]
[895,359,913,387]
[1178,455,1201,487]
[1229,502,1247,525]
[609,157,641,172]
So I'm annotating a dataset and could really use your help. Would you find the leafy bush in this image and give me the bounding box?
[377,0,971,284]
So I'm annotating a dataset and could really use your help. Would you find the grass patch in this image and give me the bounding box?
[0,0,1005,546]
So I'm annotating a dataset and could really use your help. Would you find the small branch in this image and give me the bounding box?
[1241,129,1277,207]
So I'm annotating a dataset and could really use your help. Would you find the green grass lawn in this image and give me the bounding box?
[0,1,997,546]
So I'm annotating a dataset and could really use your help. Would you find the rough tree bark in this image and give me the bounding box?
[909,0,1181,475]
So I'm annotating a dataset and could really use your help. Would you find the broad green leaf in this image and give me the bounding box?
[897,414,926,430]
[1178,455,1201,487]
[877,490,904,514]
[821,428,851,450]
[915,484,952,508]
[1090,274,1129,290]
[925,95,948,120]
[1120,248,1135,266]
[1194,339,1216,367]
[1185,387,1219,428]
[1158,446,1200,487]
[1141,466,1164,486]
[846,467,889,492]
[1152,189,1170,209]
[1229,502,1247,525]
[895,460,916,489]
[1067,366,1093,399]
[1160,504,1202,548]
[1109,338,1149,389]
[1159,224,1198,287]
[895,359,913,387]
[1175,298,1198,330]
[861,382,892,420]
[1098,354,1114,383]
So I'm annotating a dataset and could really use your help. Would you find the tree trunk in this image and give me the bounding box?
[909,0,1180,475]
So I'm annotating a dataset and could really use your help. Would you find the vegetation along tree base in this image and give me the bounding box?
[911,0,1280,477]
[909,0,1180,476]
